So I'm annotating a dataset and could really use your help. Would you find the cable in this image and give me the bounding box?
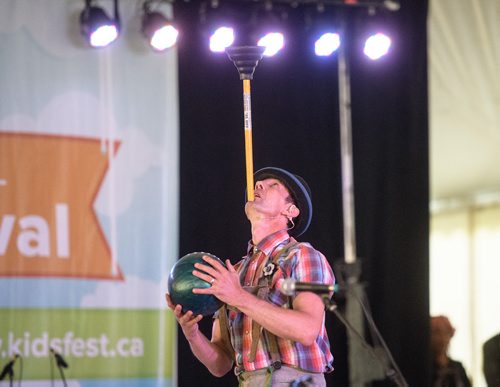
[50,350,55,387]
[351,288,408,386]
[17,355,23,387]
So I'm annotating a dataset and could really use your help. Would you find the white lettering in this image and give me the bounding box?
[0,215,15,255]
[129,338,144,357]
[63,331,74,356]
[3,332,145,359]
[72,338,85,356]
[23,332,30,356]
[99,334,111,357]
[32,332,49,357]
[8,332,22,356]
[18,215,50,257]
[116,338,129,357]
[55,203,70,258]
[86,338,99,357]
[1,203,70,258]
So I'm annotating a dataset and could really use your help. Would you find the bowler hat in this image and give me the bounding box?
[254,167,312,237]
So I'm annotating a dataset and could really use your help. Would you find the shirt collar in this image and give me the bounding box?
[247,230,290,256]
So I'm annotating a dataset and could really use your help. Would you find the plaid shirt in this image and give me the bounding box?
[227,230,335,374]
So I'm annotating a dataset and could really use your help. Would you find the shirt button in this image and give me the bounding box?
[245,331,249,335]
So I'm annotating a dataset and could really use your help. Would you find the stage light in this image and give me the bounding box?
[257,32,284,57]
[315,32,341,56]
[80,0,120,47]
[308,5,340,57]
[199,0,238,53]
[363,32,391,60]
[251,1,286,57]
[209,26,235,53]
[142,4,178,51]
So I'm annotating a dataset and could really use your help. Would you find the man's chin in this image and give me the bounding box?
[245,202,267,218]
[244,201,255,216]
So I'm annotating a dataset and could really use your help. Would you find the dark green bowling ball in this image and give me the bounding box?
[168,252,225,316]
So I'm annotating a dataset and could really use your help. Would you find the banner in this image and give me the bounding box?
[0,1,178,385]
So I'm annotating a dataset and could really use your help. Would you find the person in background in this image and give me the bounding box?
[431,315,471,387]
[483,332,500,387]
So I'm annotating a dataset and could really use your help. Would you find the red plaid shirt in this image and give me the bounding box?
[226,230,335,374]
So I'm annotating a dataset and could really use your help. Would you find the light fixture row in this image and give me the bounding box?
[201,0,394,59]
[207,26,391,60]
[79,0,392,60]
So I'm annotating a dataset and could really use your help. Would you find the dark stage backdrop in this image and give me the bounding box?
[174,1,429,385]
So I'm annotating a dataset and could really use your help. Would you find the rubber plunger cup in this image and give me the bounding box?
[226,46,265,201]
[226,46,266,80]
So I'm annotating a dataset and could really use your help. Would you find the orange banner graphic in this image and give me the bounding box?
[0,132,123,280]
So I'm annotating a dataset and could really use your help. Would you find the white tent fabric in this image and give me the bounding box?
[430,3,500,387]
[429,0,500,202]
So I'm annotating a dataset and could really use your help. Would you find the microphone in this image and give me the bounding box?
[50,348,69,368]
[280,278,334,296]
[0,354,19,380]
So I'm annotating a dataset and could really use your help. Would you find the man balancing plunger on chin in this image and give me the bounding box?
[166,167,335,386]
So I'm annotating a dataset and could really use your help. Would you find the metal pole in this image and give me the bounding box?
[339,25,368,387]
[338,26,387,386]
[338,32,357,266]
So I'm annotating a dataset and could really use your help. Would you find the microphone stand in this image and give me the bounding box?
[0,355,18,387]
[56,359,68,387]
[51,349,68,387]
[322,284,408,387]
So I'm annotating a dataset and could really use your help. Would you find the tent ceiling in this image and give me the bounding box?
[429,0,500,203]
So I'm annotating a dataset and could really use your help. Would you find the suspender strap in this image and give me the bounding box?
[219,240,300,366]
[217,305,235,359]
[249,241,299,364]
[271,240,299,309]
[263,324,282,367]
[249,276,270,362]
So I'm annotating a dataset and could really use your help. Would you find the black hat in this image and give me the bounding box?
[254,167,312,237]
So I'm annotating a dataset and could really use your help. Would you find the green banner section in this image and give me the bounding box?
[0,308,175,380]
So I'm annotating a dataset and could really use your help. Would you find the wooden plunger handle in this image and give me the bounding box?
[225,46,265,202]
[243,79,254,201]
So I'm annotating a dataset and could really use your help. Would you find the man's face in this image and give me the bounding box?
[245,177,292,219]
[431,320,453,355]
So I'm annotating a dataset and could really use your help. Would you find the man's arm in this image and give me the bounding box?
[182,316,234,377]
[234,290,325,346]
[192,257,326,346]
[166,294,234,377]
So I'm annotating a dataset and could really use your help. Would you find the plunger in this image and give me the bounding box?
[226,46,265,201]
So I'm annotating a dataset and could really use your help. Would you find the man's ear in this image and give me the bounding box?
[287,204,300,218]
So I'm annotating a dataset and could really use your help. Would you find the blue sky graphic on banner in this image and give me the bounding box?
[0,1,178,385]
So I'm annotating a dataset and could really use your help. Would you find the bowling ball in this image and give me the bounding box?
[168,252,225,316]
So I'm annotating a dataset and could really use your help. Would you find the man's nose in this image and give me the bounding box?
[255,181,264,190]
